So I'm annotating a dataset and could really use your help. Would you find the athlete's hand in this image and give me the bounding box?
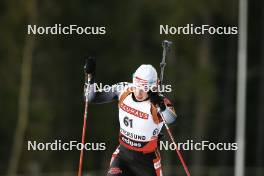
[148,91,166,111]
[84,56,96,75]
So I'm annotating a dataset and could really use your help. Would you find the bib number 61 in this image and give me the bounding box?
[123,116,133,128]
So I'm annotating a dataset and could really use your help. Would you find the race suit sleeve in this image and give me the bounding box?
[86,82,131,104]
[158,98,177,124]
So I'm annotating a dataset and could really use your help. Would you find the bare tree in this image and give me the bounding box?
[7,0,37,175]
[256,1,264,174]
[192,11,215,171]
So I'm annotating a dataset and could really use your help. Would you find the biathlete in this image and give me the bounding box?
[85,58,177,176]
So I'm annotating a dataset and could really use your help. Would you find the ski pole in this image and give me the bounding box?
[160,40,191,176]
[78,59,92,176]
[159,113,190,176]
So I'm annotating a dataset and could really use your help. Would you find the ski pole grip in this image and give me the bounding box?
[162,40,172,49]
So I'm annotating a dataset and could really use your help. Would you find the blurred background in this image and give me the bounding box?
[0,0,263,175]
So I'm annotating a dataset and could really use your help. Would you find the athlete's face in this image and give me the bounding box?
[134,88,148,101]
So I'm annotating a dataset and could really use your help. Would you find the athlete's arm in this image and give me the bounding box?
[83,57,123,104]
[149,92,177,124]
[86,82,130,104]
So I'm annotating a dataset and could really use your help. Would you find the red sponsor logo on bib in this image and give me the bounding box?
[120,102,149,119]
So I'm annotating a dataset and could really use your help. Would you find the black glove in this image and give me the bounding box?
[84,57,96,83]
[84,56,96,75]
[148,91,166,111]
